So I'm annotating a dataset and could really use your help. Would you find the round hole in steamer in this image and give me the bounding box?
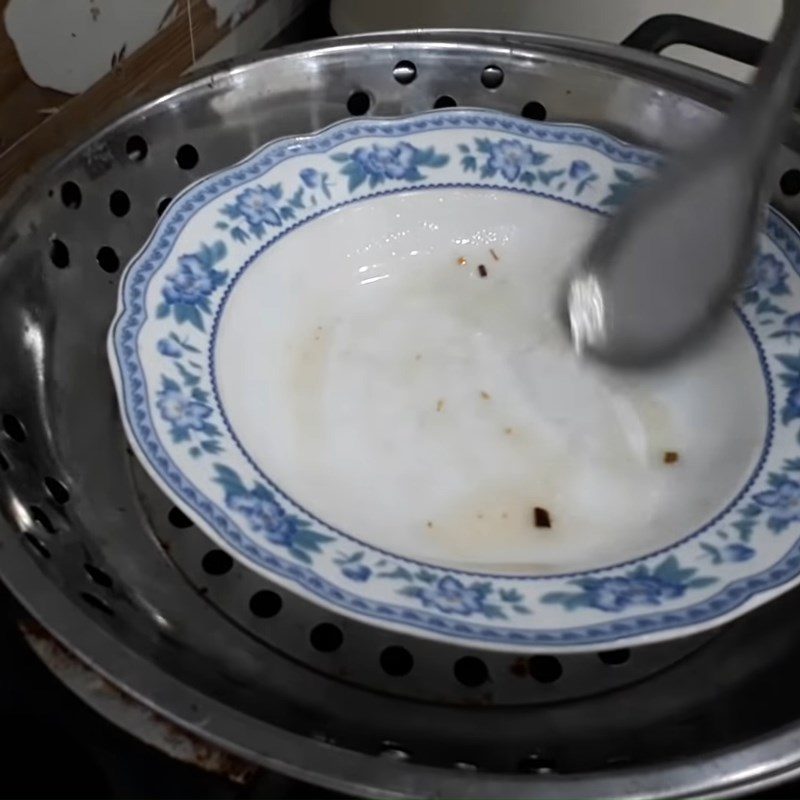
[24,533,50,559]
[598,648,631,666]
[518,754,557,774]
[176,143,199,170]
[156,196,172,217]
[249,589,283,618]
[521,100,547,120]
[380,743,410,761]
[168,506,193,528]
[481,65,504,89]
[44,477,69,504]
[49,238,69,269]
[96,246,120,273]
[780,168,800,196]
[126,135,148,161]
[60,181,82,209]
[380,645,414,676]
[393,60,417,85]
[433,94,457,109]
[528,655,563,683]
[84,563,113,588]
[109,189,130,217]
[3,414,23,443]
[81,591,114,615]
[347,91,371,116]
[454,656,489,687]
[201,549,234,575]
[30,506,55,534]
[310,622,344,652]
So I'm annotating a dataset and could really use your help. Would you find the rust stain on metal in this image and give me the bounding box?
[157,725,260,783]
[19,617,77,672]
[19,618,259,784]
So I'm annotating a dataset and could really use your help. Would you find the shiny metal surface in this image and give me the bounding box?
[3,30,800,799]
[569,1,800,366]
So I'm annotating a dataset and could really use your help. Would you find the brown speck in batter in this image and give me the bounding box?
[533,507,552,529]
[664,451,679,464]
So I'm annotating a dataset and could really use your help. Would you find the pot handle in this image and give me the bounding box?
[622,14,767,68]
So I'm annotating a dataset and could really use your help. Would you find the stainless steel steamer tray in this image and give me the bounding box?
[3,28,800,799]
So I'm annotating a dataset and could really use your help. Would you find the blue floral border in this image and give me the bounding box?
[111,110,798,646]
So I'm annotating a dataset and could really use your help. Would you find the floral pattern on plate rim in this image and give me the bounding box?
[110,109,800,649]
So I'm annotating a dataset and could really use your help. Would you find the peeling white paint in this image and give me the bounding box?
[205,0,258,29]
[5,0,311,96]
[4,0,176,94]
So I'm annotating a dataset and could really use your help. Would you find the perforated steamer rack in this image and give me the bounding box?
[4,21,800,799]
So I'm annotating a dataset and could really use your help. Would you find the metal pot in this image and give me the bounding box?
[2,24,800,799]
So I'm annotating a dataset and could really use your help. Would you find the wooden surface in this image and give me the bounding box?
[0,1,69,158]
[0,0,268,193]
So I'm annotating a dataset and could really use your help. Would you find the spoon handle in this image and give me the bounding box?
[732,1,800,177]
[567,1,800,366]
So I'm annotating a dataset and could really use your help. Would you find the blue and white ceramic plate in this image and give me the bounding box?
[109,109,800,651]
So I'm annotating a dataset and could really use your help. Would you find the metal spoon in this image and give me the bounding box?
[566,1,800,366]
